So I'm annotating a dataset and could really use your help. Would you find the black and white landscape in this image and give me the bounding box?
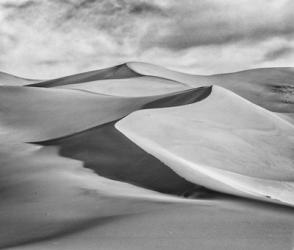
[0,1,294,250]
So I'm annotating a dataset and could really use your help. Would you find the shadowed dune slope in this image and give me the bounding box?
[0,86,211,248]
[30,64,141,88]
[29,62,293,114]
[0,142,191,249]
[116,85,294,206]
[0,63,293,249]
[38,121,195,194]
[37,87,212,194]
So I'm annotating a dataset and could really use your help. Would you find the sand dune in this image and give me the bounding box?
[0,63,293,249]
[0,71,40,86]
[116,85,294,206]
[31,64,141,88]
[0,142,193,248]
[37,87,211,194]
[9,199,294,250]
[56,76,189,97]
[30,61,293,116]
[0,86,212,248]
[127,62,294,113]
[0,86,207,141]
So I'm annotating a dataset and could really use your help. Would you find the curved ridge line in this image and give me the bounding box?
[115,121,294,207]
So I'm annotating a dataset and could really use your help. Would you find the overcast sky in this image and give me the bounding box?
[0,0,293,78]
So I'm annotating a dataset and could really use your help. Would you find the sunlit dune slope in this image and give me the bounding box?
[0,62,293,249]
[127,62,294,113]
[0,86,209,142]
[0,71,40,86]
[56,76,189,97]
[29,62,293,115]
[116,85,294,206]
[37,87,211,194]
[0,86,211,248]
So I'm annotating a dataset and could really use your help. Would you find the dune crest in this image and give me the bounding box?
[116,85,294,206]
[0,71,40,86]
[0,62,293,249]
[31,63,141,88]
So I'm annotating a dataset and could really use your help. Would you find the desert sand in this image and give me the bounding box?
[0,62,293,250]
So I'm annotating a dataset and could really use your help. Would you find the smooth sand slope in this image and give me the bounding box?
[0,86,212,248]
[8,199,294,250]
[31,64,141,88]
[0,71,40,86]
[127,62,294,113]
[0,63,293,249]
[37,87,211,194]
[0,86,209,142]
[117,86,294,206]
[29,62,293,119]
[0,142,194,249]
[55,76,189,97]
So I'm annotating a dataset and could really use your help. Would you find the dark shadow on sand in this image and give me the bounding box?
[36,87,212,194]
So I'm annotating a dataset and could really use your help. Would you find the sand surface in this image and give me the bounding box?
[7,198,294,250]
[1,62,294,249]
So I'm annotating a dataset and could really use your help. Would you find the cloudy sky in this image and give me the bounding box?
[0,0,293,78]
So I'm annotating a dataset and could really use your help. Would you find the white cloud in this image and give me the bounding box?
[0,0,293,78]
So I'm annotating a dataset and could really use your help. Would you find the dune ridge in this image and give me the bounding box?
[27,61,294,117]
[0,62,294,249]
[116,85,294,206]
[36,87,212,194]
[0,71,40,86]
[30,63,141,88]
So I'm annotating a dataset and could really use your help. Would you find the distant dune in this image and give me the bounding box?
[0,71,40,86]
[31,64,141,88]
[127,62,294,113]
[28,62,294,114]
[0,62,293,249]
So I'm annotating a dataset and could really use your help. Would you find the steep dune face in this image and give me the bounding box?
[37,87,211,194]
[28,62,294,115]
[31,64,141,88]
[38,121,195,194]
[116,86,294,206]
[0,143,188,249]
[0,86,212,248]
[0,71,40,86]
[0,62,293,249]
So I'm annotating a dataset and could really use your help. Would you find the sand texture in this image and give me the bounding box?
[1,62,293,249]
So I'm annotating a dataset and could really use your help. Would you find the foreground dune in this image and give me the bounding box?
[8,199,294,250]
[116,86,294,206]
[0,63,293,249]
